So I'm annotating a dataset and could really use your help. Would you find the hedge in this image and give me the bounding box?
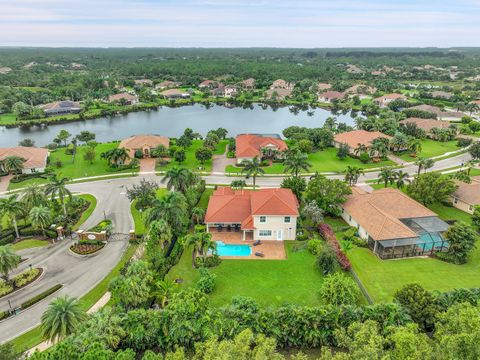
[318,223,351,271]
[21,284,62,309]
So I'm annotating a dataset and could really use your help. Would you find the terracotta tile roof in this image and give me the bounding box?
[317,83,332,91]
[344,84,376,94]
[409,105,466,119]
[453,176,480,205]
[236,134,288,158]
[205,187,299,229]
[333,130,391,149]
[108,93,138,102]
[374,93,407,102]
[270,79,294,90]
[119,135,169,157]
[0,147,48,169]
[160,89,190,97]
[399,118,451,132]
[318,91,344,101]
[342,188,438,241]
[265,88,292,100]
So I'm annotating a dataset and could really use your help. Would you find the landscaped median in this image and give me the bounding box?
[0,268,43,299]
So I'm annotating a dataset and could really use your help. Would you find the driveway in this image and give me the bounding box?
[139,158,156,173]
[212,153,236,173]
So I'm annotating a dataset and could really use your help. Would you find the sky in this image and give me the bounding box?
[1,0,479,48]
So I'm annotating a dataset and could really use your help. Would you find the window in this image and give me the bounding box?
[259,216,266,223]
[259,230,272,237]
[284,216,291,223]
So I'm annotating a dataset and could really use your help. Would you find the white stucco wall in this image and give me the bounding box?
[252,215,297,241]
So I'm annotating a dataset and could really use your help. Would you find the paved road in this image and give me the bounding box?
[0,150,473,344]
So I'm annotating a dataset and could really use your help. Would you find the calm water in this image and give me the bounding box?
[0,104,356,147]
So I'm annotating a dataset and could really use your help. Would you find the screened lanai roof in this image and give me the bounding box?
[400,216,449,234]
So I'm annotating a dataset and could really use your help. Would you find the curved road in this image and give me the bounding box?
[0,150,473,344]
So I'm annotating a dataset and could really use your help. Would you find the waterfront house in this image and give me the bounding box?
[409,104,466,121]
[265,88,292,100]
[373,93,407,108]
[160,89,191,99]
[451,176,480,214]
[199,80,216,89]
[399,118,452,137]
[333,130,391,154]
[241,78,256,90]
[235,134,288,164]
[205,187,299,241]
[119,135,169,159]
[341,187,449,259]
[40,100,82,117]
[270,79,295,91]
[108,93,139,105]
[318,91,345,103]
[0,147,49,174]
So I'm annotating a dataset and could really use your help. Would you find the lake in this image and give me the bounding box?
[0,104,356,147]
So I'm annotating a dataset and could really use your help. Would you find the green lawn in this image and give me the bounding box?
[168,242,325,307]
[226,148,395,174]
[72,194,97,231]
[157,140,228,173]
[131,188,168,236]
[397,139,460,161]
[11,239,50,251]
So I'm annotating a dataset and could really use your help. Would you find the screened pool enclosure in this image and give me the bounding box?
[368,217,450,260]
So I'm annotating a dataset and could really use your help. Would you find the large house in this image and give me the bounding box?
[333,130,391,154]
[40,101,81,117]
[0,147,49,174]
[205,187,299,241]
[399,118,452,137]
[211,85,237,98]
[108,93,139,105]
[373,93,407,108]
[155,81,179,90]
[118,135,169,159]
[409,104,466,121]
[318,91,345,103]
[236,134,288,164]
[199,80,217,89]
[265,88,292,100]
[160,89,191,99]
[341,187,450,259]
[451,176,480,214]
[241,78,256,90]
[270,79,295,91]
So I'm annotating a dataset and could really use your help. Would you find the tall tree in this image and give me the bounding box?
[29,206,51,237]
[162,167,195,193]
[305,175,351,216]
[407,173,457,206]
[441,222,478,264]
[45,175,72,216]
[394,170,411,189]
[0,245,21,284]
[0,195,24,238]
[377,167,396,188]
[414,157,435,176]
[3,156,25,179]
[56,130,72,147]
[344,166,364,186]
[283,149,311,177]
[241,156,265,189]
[41,296,86,342]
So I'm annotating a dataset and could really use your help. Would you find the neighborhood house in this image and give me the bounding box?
[373,93,407,108]
[341,187,449,259]
[108,93,139,105]
[118,135,169,159]
[318,91,345,103]
[0,147,49,174]
[451,176,480,214]
[399,118,452,137]
[235,134,288,163]
[160,89,191,99]
[40,100,81,116]
[409,104,466,121]
[205,187,299,241]
[333,130,391,154]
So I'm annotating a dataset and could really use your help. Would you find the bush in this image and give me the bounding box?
[0,310,8,321]
[316,246,338,275]
[307,238,323,255]
[21,284,62,309]
[9,172,47,183]
[196,268,216,294]
[359,152,370,163]
[195,254,222,268]
[318,223,351,270]
[0,280,13,297]
[13,268,40,288]
[457,138,473,147]
[134,149,144,159]
[319,272,360,306]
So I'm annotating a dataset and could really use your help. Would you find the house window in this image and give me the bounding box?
[349,216,352,222]
[259,216,266,223]
[453,197,458,204]
[284,216,291,223]
[259,230,272,237]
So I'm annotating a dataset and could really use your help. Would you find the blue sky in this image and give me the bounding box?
[1,0,479,47]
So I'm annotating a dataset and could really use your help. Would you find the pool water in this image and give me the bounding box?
[215,241,252,256]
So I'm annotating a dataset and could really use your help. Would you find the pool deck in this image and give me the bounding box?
[210,230,286,260]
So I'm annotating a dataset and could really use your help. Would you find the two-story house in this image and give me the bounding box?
[235,134,288,164]
[205,187,299,241]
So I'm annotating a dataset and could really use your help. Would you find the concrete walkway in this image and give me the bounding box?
[139,158,156,173]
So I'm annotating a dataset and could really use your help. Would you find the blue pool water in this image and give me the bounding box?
[215,241,252,256]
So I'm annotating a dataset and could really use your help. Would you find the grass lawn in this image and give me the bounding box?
[131,188,168,236]
[72,194,97,231]
[168,241,326,307]
[0,113,17,125]
[198,188,214,210]
[226,148,394,174]
[397,139,460,161]
[157,140,228,173]
[10,244,138,353]
[11,239,49,251]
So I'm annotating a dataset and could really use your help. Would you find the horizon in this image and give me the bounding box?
[1,0,480,47]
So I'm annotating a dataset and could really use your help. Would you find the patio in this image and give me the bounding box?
[209,229,286,260]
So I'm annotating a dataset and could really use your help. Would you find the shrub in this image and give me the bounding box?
[134,149,144,159]
[318,223,351,270]
[319,272,360,306]
[196,268,216,294]
[0,280,13,297]
[316,246,338,275]
[457,138,473,147]
[307,238,323,255]
[13,268,40,288]
[0,310,8,321]
[195,254,222,268]
[21,284,62,309]
[359,152,370,163]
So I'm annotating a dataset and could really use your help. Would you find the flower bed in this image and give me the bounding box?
[70,240,105,255]
[0,268,42,299]
[318,223,351,271]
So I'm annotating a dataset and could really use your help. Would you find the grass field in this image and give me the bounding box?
[397,139,460,161]
[168,241,326,307]
[11,239,50,251]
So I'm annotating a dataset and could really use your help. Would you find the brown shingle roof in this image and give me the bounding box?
[108,93,138,102]
[453,176,480,206]
[236,134,288,158]
[0,147,48,169]
[119,135,169,158]
[342,188,438,241]
[399,118,451,132]
[333,130,391,149]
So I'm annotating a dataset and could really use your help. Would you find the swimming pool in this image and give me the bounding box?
[215,241,252,257]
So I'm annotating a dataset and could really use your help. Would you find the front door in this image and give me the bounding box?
[277,230,283,241]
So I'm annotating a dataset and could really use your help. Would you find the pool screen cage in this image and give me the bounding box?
[368,216,450,260]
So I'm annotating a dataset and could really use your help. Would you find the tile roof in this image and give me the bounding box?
[399,118,451,132]
[205,187,299,229]
[374,93,407,102]
[333,130,392,149]
[342,187,439,241]
[318,91,345,101]
[108,93,138,102]
[236,134,288,158]
[0,147,49,169]
[453,176,480,206]
[119,135,169,158]
[40,100,81,111]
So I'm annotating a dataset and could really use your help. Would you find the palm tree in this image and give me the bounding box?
[283,149,311,177]
[241,156,265,189]
[146,192,189,232]
[408,138,422,157]
[394,170,411,189]
[344,166,364,186]
[369,141,388,159]
[22,185,47,210]
[29,206,51,237]
[182,231,215,267]
[182,232,204,267]
[3,156,25,179]
[45,175,71,216]
[41,296,86,342]
[191,207,205,226]
[465,160,477,176]
[377,167,396,188]
[153,278,177,308]
[0,245,21,284]
[101,147,130,168]
[161,167,194,193]
[230,179,247,189]
[0,195,24,238]
[353,143,367,156]
[146,219,173,255]
[414,157,435,176]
